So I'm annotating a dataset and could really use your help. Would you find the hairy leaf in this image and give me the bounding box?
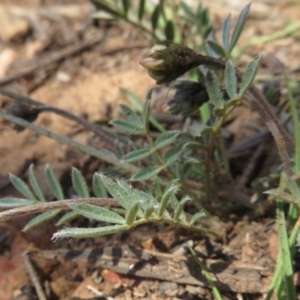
[70,203,125,224]
[228,3,251,53]
[205,71,224,108]
[190,211,206,225]
[56,211,79,225]
[181,162,193,181]
[206,40,226,58]
[0,197,34,208]
[9,173,36,201]
[125,201,141,225]
[222,14,231,52]
[142,89,152,128]
[53,224,129,239]
[174,195,191,221]
[117,180,157,213]
[110,120,144,134]
[28,164,46,202]
[92,173,107,198]
[154,131,179,149]
[225,60,237,99]
[158,182,179,217]
[45,164,64,200]
[98,173,132,209]
[72,168,90,198]
[144,205,156,219]
[23,209,61,231]
[130,166,162,181]
[164,145,183,166]
[119,104,142,126]
[239,56,261,97]
[122,148,151,163]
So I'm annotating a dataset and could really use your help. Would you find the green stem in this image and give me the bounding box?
[266,217,300,300]
[276,198,296,300]
[189,246,223,300]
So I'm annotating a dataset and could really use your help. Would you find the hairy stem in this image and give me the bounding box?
[0,88,114,145]
[0,111,140,175]
[0,198,119,222]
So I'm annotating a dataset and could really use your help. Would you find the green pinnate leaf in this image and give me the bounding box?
[228,3,251,53]
[119,104,142,126]
[142,89,152,128]
[154,131,179,149]
[125,201,141,226]
[180,2,195,20]
[9,173,36,201]
[98,173,132,209]
[151,4,160,30]
[91,1,122,18]
[130,166,162,181]
[163,145,183,166]
[206,71,224,108]
[70,203,125,224]
[28,164,46,202]
[53,224,129,239]
[0,198,34,208]
[222,14,231,52]
[45,164,64,200]
[144,205,155,219]
[56,211,79,225]
[92,173,107,198]
[174,195,191,221]
[117,180,156,214]
[72,168,90,198]
[225,60,237,99]
[239,56,261,97]
[206,40,226,58]
[23,209,61,231]
[110,120,144,134]
[190,211,206,225]
[122,148,151,163]
[158,182,179,217]
[138,0,145,20]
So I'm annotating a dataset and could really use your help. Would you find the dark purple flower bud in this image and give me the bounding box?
[140,42,202,84]
[6,101,39,131]
[161,81,209,115]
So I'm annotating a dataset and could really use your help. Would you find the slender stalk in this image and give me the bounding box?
[0,111,139,175]
[0,88,114,145]
[0,198,119,222]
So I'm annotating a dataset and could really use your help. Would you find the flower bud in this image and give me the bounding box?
[161,81,209,116]
[140,41,201,84]
[6,101,39,131]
